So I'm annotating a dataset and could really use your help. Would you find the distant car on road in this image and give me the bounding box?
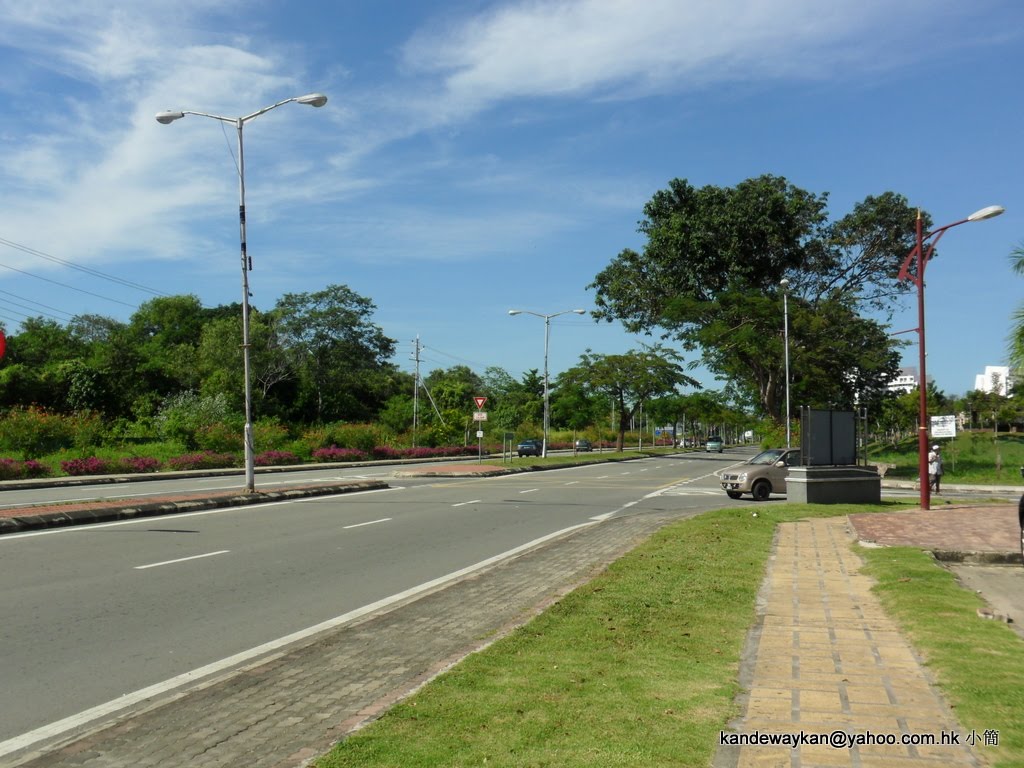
[574,439,593,452]
[720,448,800,501]
[705,436,724,453]
[517,438,543,457]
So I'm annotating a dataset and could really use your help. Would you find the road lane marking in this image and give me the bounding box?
[564,481,579,486]
[519,489,539,494]
[342,518,392,529]
[134,550,230,570]
[452,499,482,507]
[0,518,598,759]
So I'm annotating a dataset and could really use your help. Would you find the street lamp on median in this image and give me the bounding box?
[156,93,328,493]
[508,308,586,458]
[898,204,1004,510]
[780,278,792,449]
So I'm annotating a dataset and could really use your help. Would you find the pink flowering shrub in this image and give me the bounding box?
[312,446,368,463]
[117,457,162,474]
[61,456,113,476]
[0,458,52,480]
[254,450,299,467]
[167,451,238,471]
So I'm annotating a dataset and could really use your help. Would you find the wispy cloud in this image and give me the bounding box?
[398,0,969,120]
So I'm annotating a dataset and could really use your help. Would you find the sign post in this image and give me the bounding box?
[473,397,488,460]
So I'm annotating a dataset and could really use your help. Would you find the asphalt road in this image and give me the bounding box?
[0,451,746,746]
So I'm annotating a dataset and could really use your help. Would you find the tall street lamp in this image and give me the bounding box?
[156,93,328,493]
[898,204,1004,510]
[508,308,586,458]
[780,278,792,449]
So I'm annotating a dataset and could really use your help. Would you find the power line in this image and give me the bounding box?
[0,289,76,320]
[0,260,140,308]
[0,237,167,297]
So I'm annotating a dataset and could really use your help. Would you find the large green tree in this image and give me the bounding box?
[274,285,397,423]
[589,175,918,421]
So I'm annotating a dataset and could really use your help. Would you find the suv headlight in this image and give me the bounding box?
[735,472,747,482]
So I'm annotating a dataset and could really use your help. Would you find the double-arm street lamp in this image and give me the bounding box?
[897,204,1004,510]
[508,308,586,458]
[156,93,328,493]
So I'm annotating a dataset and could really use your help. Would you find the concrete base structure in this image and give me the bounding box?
[786,465,881,504]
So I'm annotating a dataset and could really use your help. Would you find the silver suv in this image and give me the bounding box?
[720,448,800,501]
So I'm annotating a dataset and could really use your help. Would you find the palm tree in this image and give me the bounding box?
[1010,243,1024,372]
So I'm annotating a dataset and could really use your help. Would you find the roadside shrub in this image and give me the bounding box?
[117,456,162,474]
[156,392,233,450]
[253,419,292,451]
[61,456,113,476]
[299,426,331,451]
[0,406,75,458]
[322,423,380,454]
[254,450,299,466]
[312,446,368,463]
[195,421,244,453]
[167,451,238,471]
[0,458,52,480]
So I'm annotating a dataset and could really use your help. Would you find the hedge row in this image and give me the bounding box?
[0,444,482,480]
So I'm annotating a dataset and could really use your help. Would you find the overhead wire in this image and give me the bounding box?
[0,237,168,297]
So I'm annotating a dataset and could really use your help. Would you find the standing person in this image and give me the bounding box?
[928,445,943,494]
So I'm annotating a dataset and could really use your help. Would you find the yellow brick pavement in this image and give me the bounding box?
[719,517,982,768]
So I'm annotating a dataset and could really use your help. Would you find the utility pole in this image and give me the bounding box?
[412,336,422,448]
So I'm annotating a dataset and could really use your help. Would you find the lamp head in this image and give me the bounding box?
[572,309,586,315]
[967,205,1005,222]
[508,310,521,316]
[155,110,185,124]
[780,278,790,289]
[296,93,328,108]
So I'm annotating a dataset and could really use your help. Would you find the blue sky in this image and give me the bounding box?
[0,0,1021,400]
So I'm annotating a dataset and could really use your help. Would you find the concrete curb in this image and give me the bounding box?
[931,549,1023,565]
[0,480,388,535]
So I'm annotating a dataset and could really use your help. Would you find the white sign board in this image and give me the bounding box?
[930,414,956,439]
[473,411,488,421]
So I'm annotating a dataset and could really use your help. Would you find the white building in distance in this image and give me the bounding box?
[887,367,919,394]
[974,365,1013,395]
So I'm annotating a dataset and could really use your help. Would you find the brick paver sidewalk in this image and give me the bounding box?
[717,517,982,768]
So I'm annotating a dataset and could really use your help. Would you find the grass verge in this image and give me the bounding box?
[316,501,1003,768]
[859,545,1024,767]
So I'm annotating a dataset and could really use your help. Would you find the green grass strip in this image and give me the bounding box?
[315,502,1024,767]
[858,545,1024,767]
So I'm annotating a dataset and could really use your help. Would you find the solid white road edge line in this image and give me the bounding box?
[0,518,598,759]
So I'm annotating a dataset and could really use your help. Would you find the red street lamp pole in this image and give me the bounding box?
[897,205,1004,510]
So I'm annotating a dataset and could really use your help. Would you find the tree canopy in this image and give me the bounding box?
[589,175,919,421]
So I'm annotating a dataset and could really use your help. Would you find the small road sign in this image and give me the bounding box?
[474,396,487,409]
[473,411,488,421]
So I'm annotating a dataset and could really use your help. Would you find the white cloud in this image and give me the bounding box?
[401,0,974,117]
